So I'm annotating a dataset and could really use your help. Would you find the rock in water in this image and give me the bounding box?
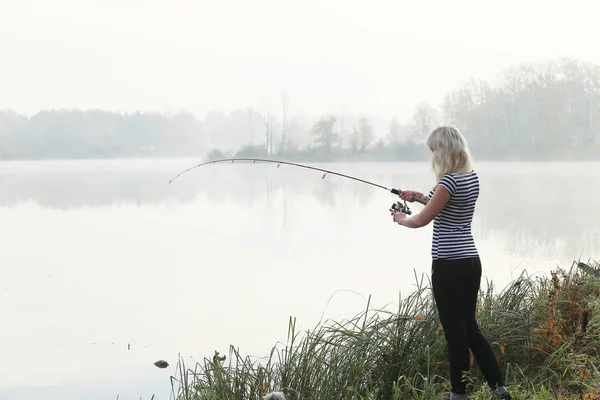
[154,360,169,368]
[263,392,286,400]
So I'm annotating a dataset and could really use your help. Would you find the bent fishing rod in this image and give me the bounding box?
[168,158,412,214]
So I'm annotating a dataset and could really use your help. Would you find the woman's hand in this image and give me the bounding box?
[398,190,422,203]
[394,185,451,229]
[392,211,407,225]
[399,190,428,205]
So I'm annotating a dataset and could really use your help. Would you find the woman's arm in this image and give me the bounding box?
[414,192,429,206]
[396,185,450,228]
[399,190,429,206]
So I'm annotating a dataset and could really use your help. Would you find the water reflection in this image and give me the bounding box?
[0,160,598,260]
[1,159,598,400]
[472,162,600,259]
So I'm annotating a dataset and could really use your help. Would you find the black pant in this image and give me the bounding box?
[431,256,503,394]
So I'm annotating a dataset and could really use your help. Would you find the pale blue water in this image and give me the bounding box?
[0,159,598,399]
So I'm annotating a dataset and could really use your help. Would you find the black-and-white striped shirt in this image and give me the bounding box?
[428,171,479,260]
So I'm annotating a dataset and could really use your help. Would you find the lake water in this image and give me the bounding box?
[0,159,598,400]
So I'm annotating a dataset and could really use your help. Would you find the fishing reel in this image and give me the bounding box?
[390,200,412,215]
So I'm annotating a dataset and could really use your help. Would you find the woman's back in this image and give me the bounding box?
[392,124,511,399]
[428,170,479,260]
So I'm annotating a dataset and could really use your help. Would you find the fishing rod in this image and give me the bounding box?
[168,158,412,215]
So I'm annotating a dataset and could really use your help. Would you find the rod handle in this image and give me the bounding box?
[391,188,400,195]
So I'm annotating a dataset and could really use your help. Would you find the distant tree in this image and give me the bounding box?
[279,91,295,153]
[349,116,375,153]
[441,57,600,158]
[410,102,440,144]
[260,108,276,155]
[311,114,338,151]
[0,57,599,162]
[205,148,226,161]
[386,117,404,147]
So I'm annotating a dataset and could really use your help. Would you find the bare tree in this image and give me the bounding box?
[338,114,345,148]
[247,108,254,151]
[411,102,440,143]
[356,116,375,152]
[386,117,404,147]
[260,107,275,155]
[348,116,375,153]
[280,91,294,153]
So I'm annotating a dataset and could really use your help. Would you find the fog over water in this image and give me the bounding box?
[0,159,597,399]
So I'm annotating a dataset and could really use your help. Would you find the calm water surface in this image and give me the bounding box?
[0,159,598,399]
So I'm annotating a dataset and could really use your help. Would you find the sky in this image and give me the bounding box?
[1,0,599,122]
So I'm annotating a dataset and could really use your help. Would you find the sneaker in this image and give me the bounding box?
[491,386,511,399]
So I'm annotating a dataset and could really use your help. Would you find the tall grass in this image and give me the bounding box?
[169,259,600,399]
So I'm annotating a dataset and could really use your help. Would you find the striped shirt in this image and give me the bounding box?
[428,170,480,260]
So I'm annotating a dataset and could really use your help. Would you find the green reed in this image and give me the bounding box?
[169,259,600,400]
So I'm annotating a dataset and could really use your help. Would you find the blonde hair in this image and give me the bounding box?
[426,125,473,182]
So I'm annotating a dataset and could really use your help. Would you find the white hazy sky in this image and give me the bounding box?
[1,0,599,121]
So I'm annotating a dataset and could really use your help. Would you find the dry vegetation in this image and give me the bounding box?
[168,259,600,400]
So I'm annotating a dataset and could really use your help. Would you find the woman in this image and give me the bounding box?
[391,125,511,400]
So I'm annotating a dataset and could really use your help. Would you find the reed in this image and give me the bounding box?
[169,259,600,399]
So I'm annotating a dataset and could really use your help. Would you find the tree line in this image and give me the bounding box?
[1,57,598,161]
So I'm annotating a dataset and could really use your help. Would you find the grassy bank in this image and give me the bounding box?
[169,260,600,400]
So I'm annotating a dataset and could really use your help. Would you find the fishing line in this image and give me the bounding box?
[168,158,412,214]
